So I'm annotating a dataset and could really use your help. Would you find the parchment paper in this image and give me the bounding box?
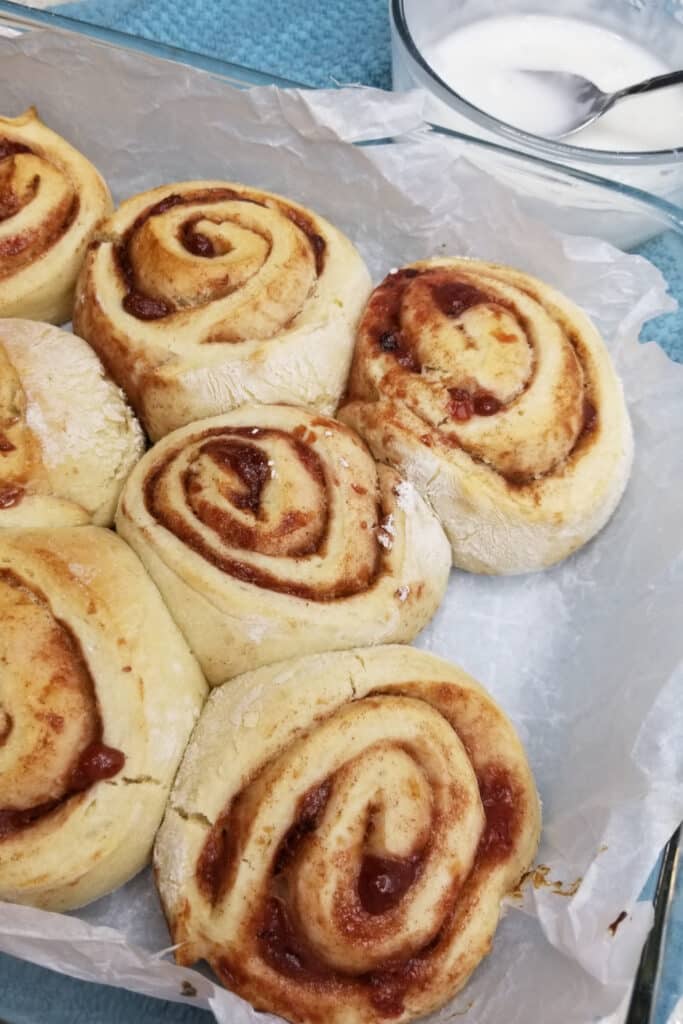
[1,26,682,1024]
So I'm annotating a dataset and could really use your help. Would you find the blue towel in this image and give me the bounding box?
[0,2,680,1022]
[56,0,393,90]
[639,232,683,361]
[0,953,211,1022]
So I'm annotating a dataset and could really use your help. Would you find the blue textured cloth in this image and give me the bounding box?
[639,232,683,360]
[56,0,393,89]
[0,955,211,1023]
[0,2,680,1022]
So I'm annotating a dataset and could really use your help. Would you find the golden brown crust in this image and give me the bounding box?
[0,567,101,815]
[154,646,541,1024]
[0,108,112,323]
[74,181,372,439]
[340,258,633,574]
[116,405,451,683]
[0,527,207,910]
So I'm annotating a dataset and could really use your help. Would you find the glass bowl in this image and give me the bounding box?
[0,7,681,1024]
[391,0,683,207]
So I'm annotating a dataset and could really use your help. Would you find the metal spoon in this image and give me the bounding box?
[517,68,683,139]
[625,825,681,1024]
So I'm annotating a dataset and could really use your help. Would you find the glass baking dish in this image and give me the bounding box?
[0,4,680,1024]
[390,0,683,205]
[2,0,683,334]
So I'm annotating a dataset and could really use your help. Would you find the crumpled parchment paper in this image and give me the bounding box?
[1,24,682,1024]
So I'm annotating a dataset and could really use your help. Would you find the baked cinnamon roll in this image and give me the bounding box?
[73,182,371,439]
[340,259,633,574]
[155,645,540,1024]
[0,320,144,527]
[0,528,206,910]
[0,108,112,323]
[116,405,451,684]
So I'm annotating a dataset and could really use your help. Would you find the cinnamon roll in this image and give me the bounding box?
[73,181,372,440]
[0,527,207,911]
[340,259,633,574]
[0,108,112,324]
[0,320,144,528]
[154,645,541,1024]
[116,405,450,684]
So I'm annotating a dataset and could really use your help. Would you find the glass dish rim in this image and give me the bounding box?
[0,7,680,1024]
[3,0,683,238]
[0,0,303,88]
[391,0,683,166]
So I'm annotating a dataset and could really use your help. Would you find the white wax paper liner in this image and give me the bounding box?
[1,25,682,1024]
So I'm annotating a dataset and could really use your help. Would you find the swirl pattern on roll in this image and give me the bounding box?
[0,567,124,838]
[155,646,540,1024]
[0,528,206,911]
[340,258,633,574]
[74,182,372,440]
[0,108,112,323]
[117,405,451,683]
[0,320,144,528]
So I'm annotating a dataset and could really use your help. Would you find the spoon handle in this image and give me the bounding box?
[624,825,681,1024]
[610,69,683,107]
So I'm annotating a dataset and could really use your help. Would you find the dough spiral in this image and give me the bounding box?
[155,645,540,1024]
[73,181,371,439]
[0,528,206,911]
[117,405,451,683]
[340,258,633,574]
[0,108,112,323]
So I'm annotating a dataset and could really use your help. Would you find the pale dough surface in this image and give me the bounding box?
[0,527,207,911]
[0,320,144,527]
[341,258,633,574]
[117,404,451,683]
[156,645,541,1024]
